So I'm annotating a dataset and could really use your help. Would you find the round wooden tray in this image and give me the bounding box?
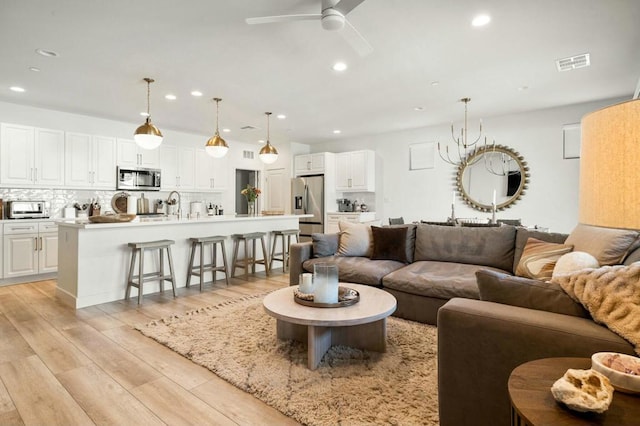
[293,286,360,308]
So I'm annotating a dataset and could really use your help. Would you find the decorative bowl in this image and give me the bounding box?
[591,352,640,394]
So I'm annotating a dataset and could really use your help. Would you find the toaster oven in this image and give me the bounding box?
[6,201,49,219]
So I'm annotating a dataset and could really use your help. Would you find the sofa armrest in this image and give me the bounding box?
[289,242,313,286]
[437,298,635,426]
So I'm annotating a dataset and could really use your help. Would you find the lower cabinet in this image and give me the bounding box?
[3,221,58,279]
[326,212,377,234]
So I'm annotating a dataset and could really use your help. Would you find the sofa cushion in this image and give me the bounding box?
[311,233,339,257]
[371,226,408,263]
[387,223,417,263]
[476,269,590,318]
[382,260,509,300]
[414,224,516,271]
[565,223,640,266]
[515,238,573,281]
[513,227,568,273]
[302,256,405,286]
[337,221,373,257]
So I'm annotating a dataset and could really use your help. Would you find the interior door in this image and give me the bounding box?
[265,168,286,212]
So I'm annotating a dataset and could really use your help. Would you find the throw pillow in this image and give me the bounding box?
[512,227,568,274]
[311,233,339,258]
[565,223,640,266]
[370,226,409,263]
[515,238,573,280]
[551,251,600,280]
[387,223,417,263]
[476,269,590,318]
[337,221,373,257]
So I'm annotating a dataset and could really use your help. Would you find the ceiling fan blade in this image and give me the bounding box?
[246,14,321,25]
[341,18,373,57]
[334,0,366,15]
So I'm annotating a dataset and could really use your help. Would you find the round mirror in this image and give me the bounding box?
[455,144,530,212]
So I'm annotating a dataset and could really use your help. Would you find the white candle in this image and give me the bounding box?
[452,191,456,206]
[299,273,314,294]
[492,189,497,205]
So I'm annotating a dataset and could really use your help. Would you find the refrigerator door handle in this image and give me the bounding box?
[303,184,309,214]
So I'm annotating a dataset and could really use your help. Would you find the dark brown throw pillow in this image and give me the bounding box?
[371,226,408,263]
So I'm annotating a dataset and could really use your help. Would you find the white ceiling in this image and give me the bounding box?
[1,0,639,145]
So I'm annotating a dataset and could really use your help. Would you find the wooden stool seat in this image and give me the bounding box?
[231,232,269,281]
[186,235,229,290]
[269,229,300,273]
[125,239,176,304]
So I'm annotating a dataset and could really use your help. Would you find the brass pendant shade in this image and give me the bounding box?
[134,78,163,150]
[259,112,278,164]
[205,98,229,158]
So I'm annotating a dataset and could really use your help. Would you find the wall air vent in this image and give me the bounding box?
[556,53,591,72]
[243,150,255,159]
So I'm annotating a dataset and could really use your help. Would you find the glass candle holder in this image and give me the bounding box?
[313,263,339,303]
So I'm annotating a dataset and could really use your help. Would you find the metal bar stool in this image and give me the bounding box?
[269,229,300,273]
[186,235,229,290]
[231,232,269,281]
[125,239,176,304]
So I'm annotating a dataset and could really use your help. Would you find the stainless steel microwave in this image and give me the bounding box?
[116,166,161,191]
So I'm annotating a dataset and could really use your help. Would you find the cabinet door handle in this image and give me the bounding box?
[34,237,38,251]
[10,226,34,231]
[39,237,42,251]
[34,168,38,182]
[307,161,311,170]
[348,178,352,187]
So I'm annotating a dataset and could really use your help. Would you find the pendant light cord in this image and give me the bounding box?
[214,98,222,135]
[266,112,272,144]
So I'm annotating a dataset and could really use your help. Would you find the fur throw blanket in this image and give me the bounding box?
[554,263,640,355]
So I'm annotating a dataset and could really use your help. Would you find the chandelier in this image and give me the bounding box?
[437,98,489,167]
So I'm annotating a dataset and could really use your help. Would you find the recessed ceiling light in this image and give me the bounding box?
[333,129,342,134]
[518,86,529,91]
[140,112,150,117]
[35,48,59,57]
[190,90,203,97]
[471,14,491,27]
[414,106,425,111]
[332,62,347,72]
[222,128,231,133]
[29,66,41,72]
[10,86,25,93]
[165,94,177,100]
[277,114,286,119]
[258,139,265,144]
[431,81,440,86]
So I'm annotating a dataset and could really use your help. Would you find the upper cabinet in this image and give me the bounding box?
[159,145,196,190]
[335,150,375,192]
[116,138,160,168]
[1,123,65,187]
[195,148,228,191]
[294,153,328,176]
[65,132,116,189]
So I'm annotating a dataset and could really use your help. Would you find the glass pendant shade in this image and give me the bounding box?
[134,77,163,150]
[205,97,229,158]
[259,112,278,164]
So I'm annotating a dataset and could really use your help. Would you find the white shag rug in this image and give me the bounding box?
[136,294,439,426]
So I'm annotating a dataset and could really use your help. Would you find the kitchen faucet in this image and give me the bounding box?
[167,190,181,218]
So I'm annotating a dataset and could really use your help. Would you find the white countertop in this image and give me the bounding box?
[55,214,312,229]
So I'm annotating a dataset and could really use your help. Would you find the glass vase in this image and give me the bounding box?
[247,200,256,216]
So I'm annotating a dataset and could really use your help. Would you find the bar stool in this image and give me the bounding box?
[125,239,176,304]
[231,232,269,281]
[269,229,300,273]
[186,235,229,290]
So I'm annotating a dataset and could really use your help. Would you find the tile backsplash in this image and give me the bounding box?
[0,188,224,218]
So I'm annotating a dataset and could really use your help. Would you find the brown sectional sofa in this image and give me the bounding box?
[289,223,639,426]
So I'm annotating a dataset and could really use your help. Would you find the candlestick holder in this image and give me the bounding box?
[449,204,456,224]
[491,203,497,224]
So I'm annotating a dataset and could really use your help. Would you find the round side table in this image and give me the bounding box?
[508,357,640,426]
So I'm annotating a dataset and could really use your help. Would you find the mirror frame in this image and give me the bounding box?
[455,144,530,212]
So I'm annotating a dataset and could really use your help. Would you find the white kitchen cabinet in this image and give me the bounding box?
[3,221,58,278]
[117,138,160,168]
[294,153,328,176]
[160,145,195,190]
[326,212,377,233]
[65,132,116,189]
[0,123,65,187]
[335,150,375,192]
[195,148,228,191]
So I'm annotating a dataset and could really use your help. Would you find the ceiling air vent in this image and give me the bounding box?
[243,150,255,159]
[556,53,590,72]
[240,125,258,130]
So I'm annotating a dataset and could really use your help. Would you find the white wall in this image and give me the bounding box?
[0,101,295,215]
[309,97,627,233]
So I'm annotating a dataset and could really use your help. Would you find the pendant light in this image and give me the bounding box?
[205,97,229,158]
[259,112,278,164]
[134,77,163,150]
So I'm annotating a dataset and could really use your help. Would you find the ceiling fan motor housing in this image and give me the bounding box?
[321,8,345,31]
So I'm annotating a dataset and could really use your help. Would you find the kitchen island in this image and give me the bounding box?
[56,214,310,308]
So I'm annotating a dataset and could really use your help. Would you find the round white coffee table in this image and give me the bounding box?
[263,283,397,370]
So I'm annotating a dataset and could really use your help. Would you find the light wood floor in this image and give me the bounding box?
[0,271,301,426]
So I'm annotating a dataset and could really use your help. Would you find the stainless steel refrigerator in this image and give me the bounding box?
[292,175,324,241]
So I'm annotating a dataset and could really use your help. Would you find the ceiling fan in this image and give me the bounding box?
[245,0,373,56]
